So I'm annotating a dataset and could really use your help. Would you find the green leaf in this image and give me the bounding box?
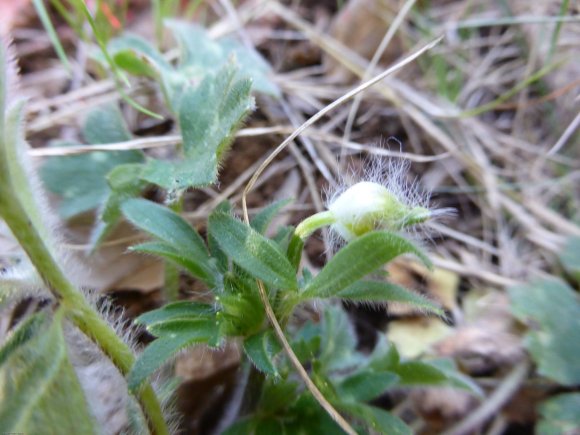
[318,306,360,372]
[208,212,298,290]
[340,403,411,435]
[367,337,400,372]
[259,379,300,414]
[424,358,483,395]
[0,92,56,250]
[141,63,254,191]
[107,33,171,77]
[41,105,143,219]
[208,202,232,272]
[122,199,216,285]
[83,104,134,145]
[147,318,217,337]
[508,278,580,386]
[91,163,148,249]
[537,393,580,435]
[128,320,216,390]
[303,231,430,299]
[251,198,292,234]
[0,312,46,366]
[393,361,449,386]
[287,233,304,271]
[131,241,215,285]
[32,0,71,70]
[166,21,280,98]
[337,371,398,402]
[559,236,580,281]
[136,301,215,327]
[243,330,282,376]
[337,280,444,316]
[0,311,97,433]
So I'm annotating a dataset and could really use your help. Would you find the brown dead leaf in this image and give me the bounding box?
[410,387,479,430]
[175,341,241,382]
[435,291,524,376]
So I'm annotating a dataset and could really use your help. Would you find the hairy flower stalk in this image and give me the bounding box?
[295,159,449,241]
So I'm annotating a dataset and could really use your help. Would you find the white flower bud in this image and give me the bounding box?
[327,181,431,241]
[294,157,453,243]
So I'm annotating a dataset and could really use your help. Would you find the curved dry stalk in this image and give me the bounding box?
[241,36,443,435]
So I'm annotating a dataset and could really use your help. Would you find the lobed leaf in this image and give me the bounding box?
[141,63,254,191]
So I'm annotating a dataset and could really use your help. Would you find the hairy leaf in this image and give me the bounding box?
[128,320,216,390]
[141,63,254,191]
[136,301,215,328]
[243,330,282,376]
[166,21,280,97]
[251,198,292,234]
[91,163,148,249]
[0,312,46,366]
[131,241,215,285]
[337,280,443,316]
[303,231,430,299]
[0,312,97,433]
[122,198,216,285]
[318,306,360,371]
[209,212,298,290]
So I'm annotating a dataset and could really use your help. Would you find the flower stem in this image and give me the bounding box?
[294,210,336,240]
[0,193,169,435]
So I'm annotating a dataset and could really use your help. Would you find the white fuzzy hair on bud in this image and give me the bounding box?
[323,156,454,248]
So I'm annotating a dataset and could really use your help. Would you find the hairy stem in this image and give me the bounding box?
[0,193,168,435]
